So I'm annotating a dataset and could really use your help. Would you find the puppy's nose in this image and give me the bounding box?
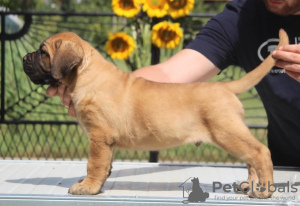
[23,53,31,63]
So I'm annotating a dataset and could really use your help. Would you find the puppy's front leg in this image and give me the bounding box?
[68,134,114,195]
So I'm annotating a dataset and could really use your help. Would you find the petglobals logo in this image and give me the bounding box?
[179,177,209,203]
[212,181,298,194]
[179,177,299,203]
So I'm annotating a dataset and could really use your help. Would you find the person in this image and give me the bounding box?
[47,0,300,167]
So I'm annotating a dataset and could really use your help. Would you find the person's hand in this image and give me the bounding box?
[272,45,300,82]
[46,83,76,117]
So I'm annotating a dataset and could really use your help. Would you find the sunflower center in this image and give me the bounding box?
[119,0,135,10]
[146,0,163,9]
[158,28,176,42]
[112,38,129,52]
[168,0,187,10]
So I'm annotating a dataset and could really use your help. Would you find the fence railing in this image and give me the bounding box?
[0,11,267,163]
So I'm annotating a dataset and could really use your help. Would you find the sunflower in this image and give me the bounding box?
[167,0,194,19]
[112,0,141,18]
[141,0,169,18]
[151,21,183,49]
[105,32,136,60]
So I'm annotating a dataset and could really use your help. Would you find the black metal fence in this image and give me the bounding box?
[0,10,268,163]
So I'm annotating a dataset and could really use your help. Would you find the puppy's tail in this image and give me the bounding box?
[223,29,289,94]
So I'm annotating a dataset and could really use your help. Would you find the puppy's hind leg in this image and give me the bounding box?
[237,164,259,193]
[210,119,273,198]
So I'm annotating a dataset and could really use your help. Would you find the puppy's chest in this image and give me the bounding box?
[73,91,125,121]
[71,89,97,107]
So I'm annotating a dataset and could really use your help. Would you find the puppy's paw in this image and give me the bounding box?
[68,179,101,195]
[248,189,273,199]
[247,181,273,199]
[237,180,251,193]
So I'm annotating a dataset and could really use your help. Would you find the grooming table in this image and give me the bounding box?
[0,160,299,205]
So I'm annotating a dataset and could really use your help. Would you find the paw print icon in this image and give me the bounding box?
[256,182,266,192]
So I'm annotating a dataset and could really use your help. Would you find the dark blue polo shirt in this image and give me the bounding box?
[186,0,300,166]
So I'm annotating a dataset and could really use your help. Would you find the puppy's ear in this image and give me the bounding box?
[51,39,84,80]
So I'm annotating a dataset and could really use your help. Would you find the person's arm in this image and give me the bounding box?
[133,48,220,83]
[272,45,300,82]
[46,48,221,117]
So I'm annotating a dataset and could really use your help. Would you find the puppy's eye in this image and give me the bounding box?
[40,49,47,55]
[39,44,48,56]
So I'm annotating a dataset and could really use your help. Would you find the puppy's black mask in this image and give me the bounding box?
[23,45,59,85]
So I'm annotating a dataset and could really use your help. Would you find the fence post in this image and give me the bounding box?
[1,13,5,122]
[149,17,160,163]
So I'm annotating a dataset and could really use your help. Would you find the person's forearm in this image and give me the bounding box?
[132,65,172,83]
[132,49,220,84]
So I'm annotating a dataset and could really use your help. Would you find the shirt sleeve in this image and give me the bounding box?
[186,1,243,70]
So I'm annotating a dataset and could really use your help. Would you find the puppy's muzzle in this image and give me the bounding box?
[23,52,58,85]
[23,53,35,75]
